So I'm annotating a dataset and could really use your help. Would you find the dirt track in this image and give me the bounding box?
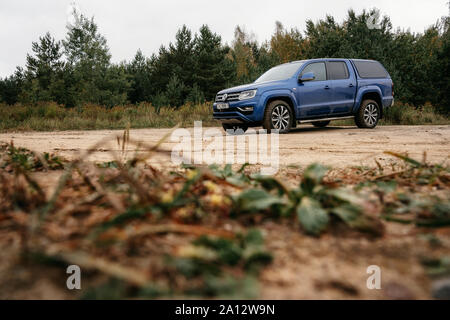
[1,125,448,169]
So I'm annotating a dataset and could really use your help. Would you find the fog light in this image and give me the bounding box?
[237,106,254,112]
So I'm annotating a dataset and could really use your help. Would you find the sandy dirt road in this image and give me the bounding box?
[1,125,449,169]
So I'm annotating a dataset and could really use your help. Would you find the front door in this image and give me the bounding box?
[296,62,333,118]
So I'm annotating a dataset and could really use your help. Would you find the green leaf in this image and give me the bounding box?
[333,204,384,236]
[325,188,361,204]
[300,163,330,195]
[251,175,288,195]
[233,189,285,213]
[296,197,329,235]
[243,229,264,246]
[332,204,362,224]
[303,163,329,184]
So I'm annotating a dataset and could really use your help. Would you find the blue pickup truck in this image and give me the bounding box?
[213,58,394,133]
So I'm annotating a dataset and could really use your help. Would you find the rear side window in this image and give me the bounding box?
[328,61,349,80]
[301,62,327,81]
[353,60,388,78]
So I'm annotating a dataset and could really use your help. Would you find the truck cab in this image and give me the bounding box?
[213,58,394,134]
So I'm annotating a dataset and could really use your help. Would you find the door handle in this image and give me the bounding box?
[324,85,330,89]
[348,83,354,87]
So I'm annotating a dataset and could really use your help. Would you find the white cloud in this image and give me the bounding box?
[0,0,447,77]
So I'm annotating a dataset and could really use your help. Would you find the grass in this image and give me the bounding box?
[0,101,448,132]
[0,135,449,299]
[0,102,220,132]
[333,102,449,126]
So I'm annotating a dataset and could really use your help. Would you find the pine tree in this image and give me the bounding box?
[127,49,152,103]
[193,25,235,100]
[0,70,23,105]
[63,8,129,106]
[21,32,64,103]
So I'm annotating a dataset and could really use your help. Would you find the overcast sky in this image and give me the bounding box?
[0,0,448,77]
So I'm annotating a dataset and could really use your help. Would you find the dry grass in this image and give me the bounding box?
[0,101,448,132]
[0,102,220,132]
[333,102,449,126]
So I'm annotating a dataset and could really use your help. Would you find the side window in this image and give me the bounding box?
[353,60,388,78]
[328,61,349,80]
[301,62,327,81]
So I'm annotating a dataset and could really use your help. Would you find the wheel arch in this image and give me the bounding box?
[264,94,297,127]
[355,88,384,118]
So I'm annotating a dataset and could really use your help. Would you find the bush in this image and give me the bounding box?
[383,103,449,125]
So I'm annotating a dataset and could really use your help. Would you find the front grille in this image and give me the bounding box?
[215,92,240,102]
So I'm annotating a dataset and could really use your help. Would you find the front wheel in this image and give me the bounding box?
[222,124,248,135]
[263,100,293,133]
[355,99,380,128]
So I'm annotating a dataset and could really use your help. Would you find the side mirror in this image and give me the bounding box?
[299,72,315,82]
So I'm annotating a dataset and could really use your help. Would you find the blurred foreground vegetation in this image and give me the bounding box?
[0,135,448,298]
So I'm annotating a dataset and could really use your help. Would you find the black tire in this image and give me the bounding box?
[312,120,331,128]
[263,100,293,134]
[222,123,248,135]
[355,99,380,129]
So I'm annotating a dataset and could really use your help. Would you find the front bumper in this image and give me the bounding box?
[212,98,261,124]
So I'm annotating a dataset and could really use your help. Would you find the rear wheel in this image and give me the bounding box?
[263,100,293,133]
[312,120,331,128]
[222,123,248,135]
[355,99,380,128]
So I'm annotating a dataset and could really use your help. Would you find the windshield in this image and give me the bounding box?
[254,62,304,83]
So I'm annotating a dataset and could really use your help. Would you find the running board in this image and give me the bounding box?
[298,116,354,124]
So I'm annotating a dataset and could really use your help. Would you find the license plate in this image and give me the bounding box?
[217,103,229,110]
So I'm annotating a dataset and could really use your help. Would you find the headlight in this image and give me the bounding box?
[238,90,257,100]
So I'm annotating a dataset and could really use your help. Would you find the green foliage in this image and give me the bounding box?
[232,189,286,213]
[0,72,22,105]
[127,50,153,103]
[170,230,272,297]
[165,74,186,107]
[228,163,384,235]
[371,152,450,227]
[292,164,383,235]
[63,10,130,107]
[0,142,65,171]
[296,197,329,235]
[19,32,65,104]
[193,25,236,100]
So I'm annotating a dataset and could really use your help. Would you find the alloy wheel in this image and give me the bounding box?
[271,105,290,130]
[363,103,378,126]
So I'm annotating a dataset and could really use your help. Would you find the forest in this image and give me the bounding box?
[0,7,449,114]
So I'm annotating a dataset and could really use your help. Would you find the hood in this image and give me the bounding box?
[217,79,290,95]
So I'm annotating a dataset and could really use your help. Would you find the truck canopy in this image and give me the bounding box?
[351,59,389,79]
